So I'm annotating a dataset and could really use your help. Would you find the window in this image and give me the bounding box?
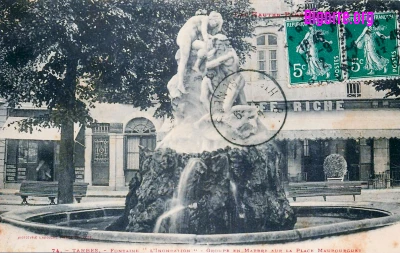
[93,137,109,163]
[256,34,278,79]
[125,117,156,170]
[305,0,317,9]
[303,139,310,157]
[347,83,361,97]
[5,140,53,182]
[91,124,110,185]
[125,117,156,134]
[125,117,157,185]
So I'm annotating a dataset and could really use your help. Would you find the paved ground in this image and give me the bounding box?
[2,187,400,213]
[1,188,400,252]
[0,188,129,214]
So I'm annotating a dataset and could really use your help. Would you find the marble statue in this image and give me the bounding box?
[199,68,217,112]
[205,34,247,113]
[176,11,223,94]
[110,10,296,235]
[159,11,267,152]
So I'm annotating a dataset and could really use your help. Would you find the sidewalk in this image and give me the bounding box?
[0,187,129,214]
[0,187,129,197]
[2,186,400,207]
[2,185,400,199]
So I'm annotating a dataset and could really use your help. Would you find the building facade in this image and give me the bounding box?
[244,0,400,185]
[82,103,163,190]
[0,104,86,188]
[0,103,164,190]
[0,99,7,189]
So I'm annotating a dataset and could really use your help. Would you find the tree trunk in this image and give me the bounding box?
[57,56,78,204]
[58,119,75,204]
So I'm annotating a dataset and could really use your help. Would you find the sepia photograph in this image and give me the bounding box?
[1,0,400,252]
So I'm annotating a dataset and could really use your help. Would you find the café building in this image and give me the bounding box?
[242,0,400,186]
[1,97,399,190]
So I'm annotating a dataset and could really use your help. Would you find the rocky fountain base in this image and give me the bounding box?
[107,144,296,234]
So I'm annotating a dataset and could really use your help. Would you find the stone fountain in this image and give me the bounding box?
[2,11,400,247]
[106,10,296,234]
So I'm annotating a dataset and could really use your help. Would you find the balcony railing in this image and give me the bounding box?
[368,171,391,189]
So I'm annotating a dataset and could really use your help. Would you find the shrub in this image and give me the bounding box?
[323,154,347,178]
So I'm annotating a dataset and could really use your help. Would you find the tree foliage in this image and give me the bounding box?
[0,0,256,126]
[0,0,255,203]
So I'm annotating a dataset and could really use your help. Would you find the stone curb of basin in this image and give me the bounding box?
[2,201,400,245]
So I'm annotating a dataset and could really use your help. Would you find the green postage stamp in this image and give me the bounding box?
[286,12,400,86]
[345,12,400,80]
[286,20,343,86]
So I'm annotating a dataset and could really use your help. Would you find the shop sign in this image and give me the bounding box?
[109,123,123,133]
[254,100,344,112]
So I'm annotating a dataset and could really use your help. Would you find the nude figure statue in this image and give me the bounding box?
[194,34,247,128]
[167,50,182,99]
[176,11,223,94]
[199,69,217,112]
[206,34,246,113]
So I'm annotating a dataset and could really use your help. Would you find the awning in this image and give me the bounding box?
[0,117,81,141]
[271,110,400,140]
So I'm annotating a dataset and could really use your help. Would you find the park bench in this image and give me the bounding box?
[16,181,89,205]
[287,181,362,202]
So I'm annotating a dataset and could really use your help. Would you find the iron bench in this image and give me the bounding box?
[287,181,362,201]
[16,181,89,205]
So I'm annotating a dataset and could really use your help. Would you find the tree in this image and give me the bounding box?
[0,0,255,203]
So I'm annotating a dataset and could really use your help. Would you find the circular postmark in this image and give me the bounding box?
[209,69,287,147]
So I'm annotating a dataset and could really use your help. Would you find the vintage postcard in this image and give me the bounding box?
[1,0,400,252]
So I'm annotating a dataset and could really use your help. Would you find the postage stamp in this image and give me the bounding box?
[286,20,343,86]
[344,12,400,80]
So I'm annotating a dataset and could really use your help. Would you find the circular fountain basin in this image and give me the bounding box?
[1,201,400,245]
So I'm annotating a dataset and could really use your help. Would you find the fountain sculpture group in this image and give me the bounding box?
[107,10,296,234]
